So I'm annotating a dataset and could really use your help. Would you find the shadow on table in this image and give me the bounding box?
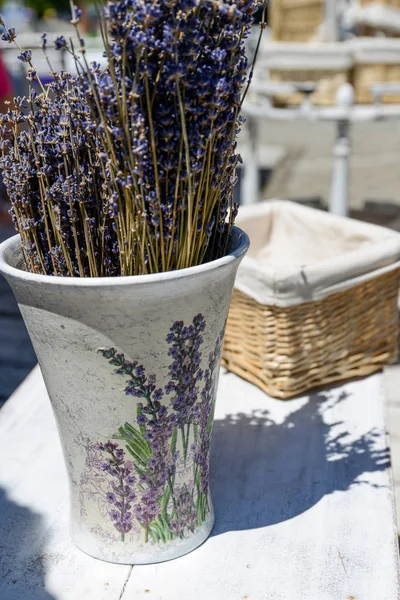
[210,387,390,536]
[0,225,37,408]
[0,487,56,600]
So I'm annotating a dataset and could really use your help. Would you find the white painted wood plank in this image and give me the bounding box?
[124,372,400,600]
[1,368,399,599]
[0,366,131,600]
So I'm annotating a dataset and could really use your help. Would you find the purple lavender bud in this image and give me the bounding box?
[54,35,67,50]
[17,49,32,63]
[2,27,16,43]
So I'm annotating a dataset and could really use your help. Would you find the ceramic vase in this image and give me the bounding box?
[0,227,249,564]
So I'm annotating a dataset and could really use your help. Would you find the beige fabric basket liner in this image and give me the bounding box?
[235,200,400,308]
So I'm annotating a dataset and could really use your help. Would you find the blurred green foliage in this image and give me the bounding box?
[25,0,71,17]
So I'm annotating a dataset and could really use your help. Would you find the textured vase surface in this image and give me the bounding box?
[0,227,249,564]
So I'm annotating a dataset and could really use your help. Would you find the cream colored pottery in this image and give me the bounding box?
[0,227,249,564]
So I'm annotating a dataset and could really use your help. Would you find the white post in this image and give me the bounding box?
[329,84,354,217]
[241,116,260,205]
[324,0,338,42]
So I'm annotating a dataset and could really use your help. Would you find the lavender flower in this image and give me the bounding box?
[1,27,16,43]
[95,315,225,542]
[54,35,68,50]
[166,314,205,426]
[17,49,32,63]
[71,4,82,24]
[134,488,163,529]
[194,330,224,503]
[100,348,162,411]
[100,347,176,536]
[169,485,197,537]
[96,441,136,540]
[0,0,263,277]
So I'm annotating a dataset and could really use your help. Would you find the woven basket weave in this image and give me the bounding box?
[222,201,400,399]
[269,68,349,106]
[353,63,400,104]
[351,39,400,104]
[261,43,353,107]
[360,0,400,7]
[270,0,323,42]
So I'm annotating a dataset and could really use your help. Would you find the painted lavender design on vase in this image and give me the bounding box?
[82,314,222,546]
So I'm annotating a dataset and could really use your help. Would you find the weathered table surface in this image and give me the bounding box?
[0,366,399,600]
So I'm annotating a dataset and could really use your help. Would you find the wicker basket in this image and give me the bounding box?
[222,201,400,399]
[270,0,323,42]
[360,0,400,7]
[353,64,400,103]
[263,43,353,106]
[269,69,349,106]
[351,38,400,104]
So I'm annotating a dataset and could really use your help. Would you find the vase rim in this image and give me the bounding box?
[0,226,249,287]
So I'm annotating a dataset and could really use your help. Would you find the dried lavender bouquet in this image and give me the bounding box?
[0,0,264,277]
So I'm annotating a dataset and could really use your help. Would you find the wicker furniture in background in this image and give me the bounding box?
[262,43,353,106]
[353,63,400,103]
[270,0,323,42]
[351,40,400,103]
[360,0,400,7]
[269,68,349,106]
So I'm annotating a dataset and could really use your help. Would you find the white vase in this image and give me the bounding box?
[0,227,249,564]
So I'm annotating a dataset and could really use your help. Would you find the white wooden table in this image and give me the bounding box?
[1,366,399,600]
